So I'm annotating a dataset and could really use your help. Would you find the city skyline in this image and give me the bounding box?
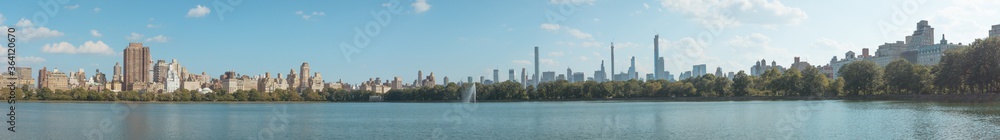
[3,0,1000,84]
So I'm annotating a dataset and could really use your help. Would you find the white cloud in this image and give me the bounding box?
[93,7,101,12]
[65,5,80,9]
[577,56,589,61]
[11,19,64,42]
[550,0,596,5]
[925,0,1000,44]
[146,24,158,28]
[90,30,102,37]
[556,41,575,46]
[566,28,593,39]
[722,33,792,68]
[512,60,532,65]
[0,13,4,24]
[728,33,771,48]
[19,56,46,65]
[295,11,326,20]
[541,59,558,66]
[41,41,114,55]
[42,42,75,54]
[656,37,725,72]
[540,23,561,31]
[186,5,211,18]
[660,0,808,27]
[540,24,595,40]
[126,32,144,41]
[580,41,601,48]
[813,38,857,54]
[145,35,169,43]
[643,3,650,9]
[412,0,432,13]
[548,51,565,57]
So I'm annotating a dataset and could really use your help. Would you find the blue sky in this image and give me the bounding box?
[2,0,998,84]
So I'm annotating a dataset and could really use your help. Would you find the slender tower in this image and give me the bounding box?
[493,68,499,83]
[534,46,539,87]
[630,56,636,80]
[521,68,527,86]
[611,42,615,81]
[653,35,660,80]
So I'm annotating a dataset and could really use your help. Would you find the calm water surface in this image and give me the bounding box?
[2,100,1000,139]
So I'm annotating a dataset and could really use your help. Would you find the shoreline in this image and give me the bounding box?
[16,94,1000,103]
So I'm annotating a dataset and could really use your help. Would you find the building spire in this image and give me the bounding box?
[940,34,948,44]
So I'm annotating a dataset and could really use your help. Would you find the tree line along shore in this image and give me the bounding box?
[4,37,1000,103]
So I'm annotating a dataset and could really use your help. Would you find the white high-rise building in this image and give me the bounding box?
[164,63,180,93]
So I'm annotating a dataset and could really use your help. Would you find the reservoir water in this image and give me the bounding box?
[3,100,999,139]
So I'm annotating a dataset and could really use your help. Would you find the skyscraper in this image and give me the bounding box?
[654,35,661,80]
[594,60,607,82]
[610,42,615,82]
[521,68,527,86]
[123,42,151,91]
[37,67,48,89]
[534,46,539,88]
[629,56,636,80]
[567,67,573,82]
[693,64,707,77]
[541,71,555,83]
[508,69,515,82]
[300,62,310,91]
[906,20,934,47]
[991,24,999,37]
[112,62,122,83]
[493,69,499,84]
[715,67,723,77]
[153,60,168,83]
[658,57,666,80]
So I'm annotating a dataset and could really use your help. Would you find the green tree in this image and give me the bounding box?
[829,77,846,96]
[302,89,323,101]
[884,59,931,94]
[732,71,754,97]
[801,66,828,96]
[839,60,882,96]
[965,37,1000,93]
[779,68,803,96]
